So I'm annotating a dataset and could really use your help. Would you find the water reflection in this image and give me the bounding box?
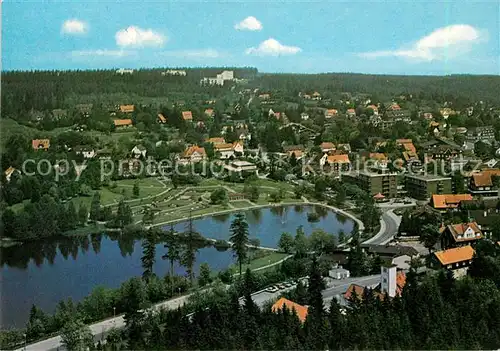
[1,233,136,269]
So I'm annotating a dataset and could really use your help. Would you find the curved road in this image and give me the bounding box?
[362,209,401,245]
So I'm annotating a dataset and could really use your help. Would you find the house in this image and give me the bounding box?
[433,245,475,278]
[466,126,496,144]
[468,209,500,238]
[224,160,257,176]
[119,105,135,114]
[157,113,167,124]
[32,139,50,151]
[4,167,20,182]
[300,112,310,120]
[312,91,322,100]
[52,109,68,120]
[396,139,417,153]
[469,169,500,195]
[283,145,304,159]
[346,108,356,117]
[75,103,93,116]
[337,143,352,153]
[361,244,419,258]
[439,107,456,119]
[320,142,336,154]
[116,68,134,75]
[214,141,244,159]
[364,152,389,170]
[385,109,411,123]
[206,137,226,145]
[420,138,462,160]
[114,119,133,128]
[204,108,215,117]
[182,111,193,121]
[422,112,433,120]
[431,194,473,211]
[329,265,350,279]
[131,145,147,158]
[180,145,207,164]
[389,103,401,110]
[74,146,96,159]
[325,109,338,118]
[271,298,308,323]
[367,104,379,115]
[320,154,351,172]
[440,222,483,249]
[258,93,270,100]
[161,70,186,76]
[303,94,311,100]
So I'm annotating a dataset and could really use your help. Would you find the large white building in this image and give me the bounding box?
[161,70,187,76]
[116,68,134,75]
[201,70,234,86]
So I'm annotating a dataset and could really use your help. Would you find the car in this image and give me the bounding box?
[277,284,285,289]
[265,286,277,293]
[284,282,292,288]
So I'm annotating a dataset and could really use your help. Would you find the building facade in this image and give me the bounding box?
[404,174,452,200]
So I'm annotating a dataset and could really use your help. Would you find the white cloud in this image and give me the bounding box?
[161,49,221,59]
[359,24,485,61]
[70,49,135,58]
[235,16,263,31]
[61,19,88,35]
[245,38,301,56]
[115,26,166,47]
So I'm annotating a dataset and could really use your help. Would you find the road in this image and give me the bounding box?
[20,272,380,351]
[248,274,381,308]
[16,294,192,351]
[363,209,401,245]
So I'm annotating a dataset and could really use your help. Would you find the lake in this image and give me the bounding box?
[0,205,353,328]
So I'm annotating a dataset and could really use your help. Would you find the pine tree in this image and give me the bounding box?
[181,216,198,281]
[229,213,249,276]
[133,182,140,198]
[141,230,157,282]
[116,199,133,228]
[78,204,88,226]
[66,202,78,230]
[89,192,101,222]
[294,225,308,257]
[198,263,211,287]
[163,225,181,288]
[305,255,328,350]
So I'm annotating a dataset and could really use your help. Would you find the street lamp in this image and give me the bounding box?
[23,333,26,351]
[113,306,116,318]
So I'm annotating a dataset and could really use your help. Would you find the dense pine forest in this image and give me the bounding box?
[2,69,500,121]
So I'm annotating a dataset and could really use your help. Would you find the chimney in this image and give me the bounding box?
[381,264,397,298]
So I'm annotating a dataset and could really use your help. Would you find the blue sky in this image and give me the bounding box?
[3,0,499,75]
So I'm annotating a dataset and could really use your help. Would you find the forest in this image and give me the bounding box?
[3,68,500,121]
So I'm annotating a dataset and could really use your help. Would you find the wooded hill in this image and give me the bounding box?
[2,68,499,119]
[253,73,500,106]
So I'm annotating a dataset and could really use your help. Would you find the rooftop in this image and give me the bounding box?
[434,245,475,266]
[271,298,308,323]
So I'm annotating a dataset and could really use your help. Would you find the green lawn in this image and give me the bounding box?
[229,252,289,274]
[114,178,164,188]
[230,200,252,209]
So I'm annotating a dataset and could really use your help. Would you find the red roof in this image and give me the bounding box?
[271,298,308,323]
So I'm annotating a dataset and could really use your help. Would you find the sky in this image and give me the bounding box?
[3,0,499,75]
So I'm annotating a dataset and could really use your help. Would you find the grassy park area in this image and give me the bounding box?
[228,251,290,275]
